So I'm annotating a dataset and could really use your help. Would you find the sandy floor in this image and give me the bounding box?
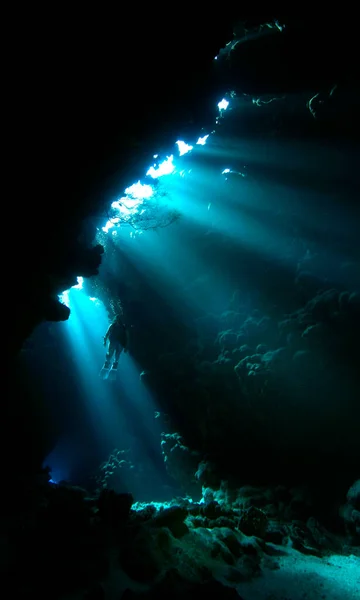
[234,548,360,600]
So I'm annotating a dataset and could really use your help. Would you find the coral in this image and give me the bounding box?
[161,433,201,496]
[238,506,268,538]
[340,480,360,542]
[94,449,135,491]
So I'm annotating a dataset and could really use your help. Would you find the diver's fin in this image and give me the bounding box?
[99,366,110,380]
[108,367,118,381]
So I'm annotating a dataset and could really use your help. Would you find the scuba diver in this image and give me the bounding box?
[100,314,129,380]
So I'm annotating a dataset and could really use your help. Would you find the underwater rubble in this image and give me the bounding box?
[4,470,359,599]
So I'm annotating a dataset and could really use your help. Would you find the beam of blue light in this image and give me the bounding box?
[58,276,84,307]
[125,181,154,199]
[111,198,140,216]
[73,276,84,289]
[146,155,176,179]
[97,96,229,237]
[104,182,156,230]
[43,439,72,483]
[53,282,169,493]
[217,98,229,111]
[102,219,117,233]
[176,140,193,156]
[114,224,231,316]
[196,134,209,145]
[51,290,130,470]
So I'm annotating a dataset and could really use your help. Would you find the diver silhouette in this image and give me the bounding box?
[100,315,129,380]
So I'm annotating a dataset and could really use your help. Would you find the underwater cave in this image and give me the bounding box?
[5,13,360,600]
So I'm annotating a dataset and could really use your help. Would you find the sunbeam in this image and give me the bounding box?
[45,277,176,499]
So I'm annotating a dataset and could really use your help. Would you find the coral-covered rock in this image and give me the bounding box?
[152,505,189,538]
[340,480,360,543]
[238,506,268,538]
[119,528,165,583]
